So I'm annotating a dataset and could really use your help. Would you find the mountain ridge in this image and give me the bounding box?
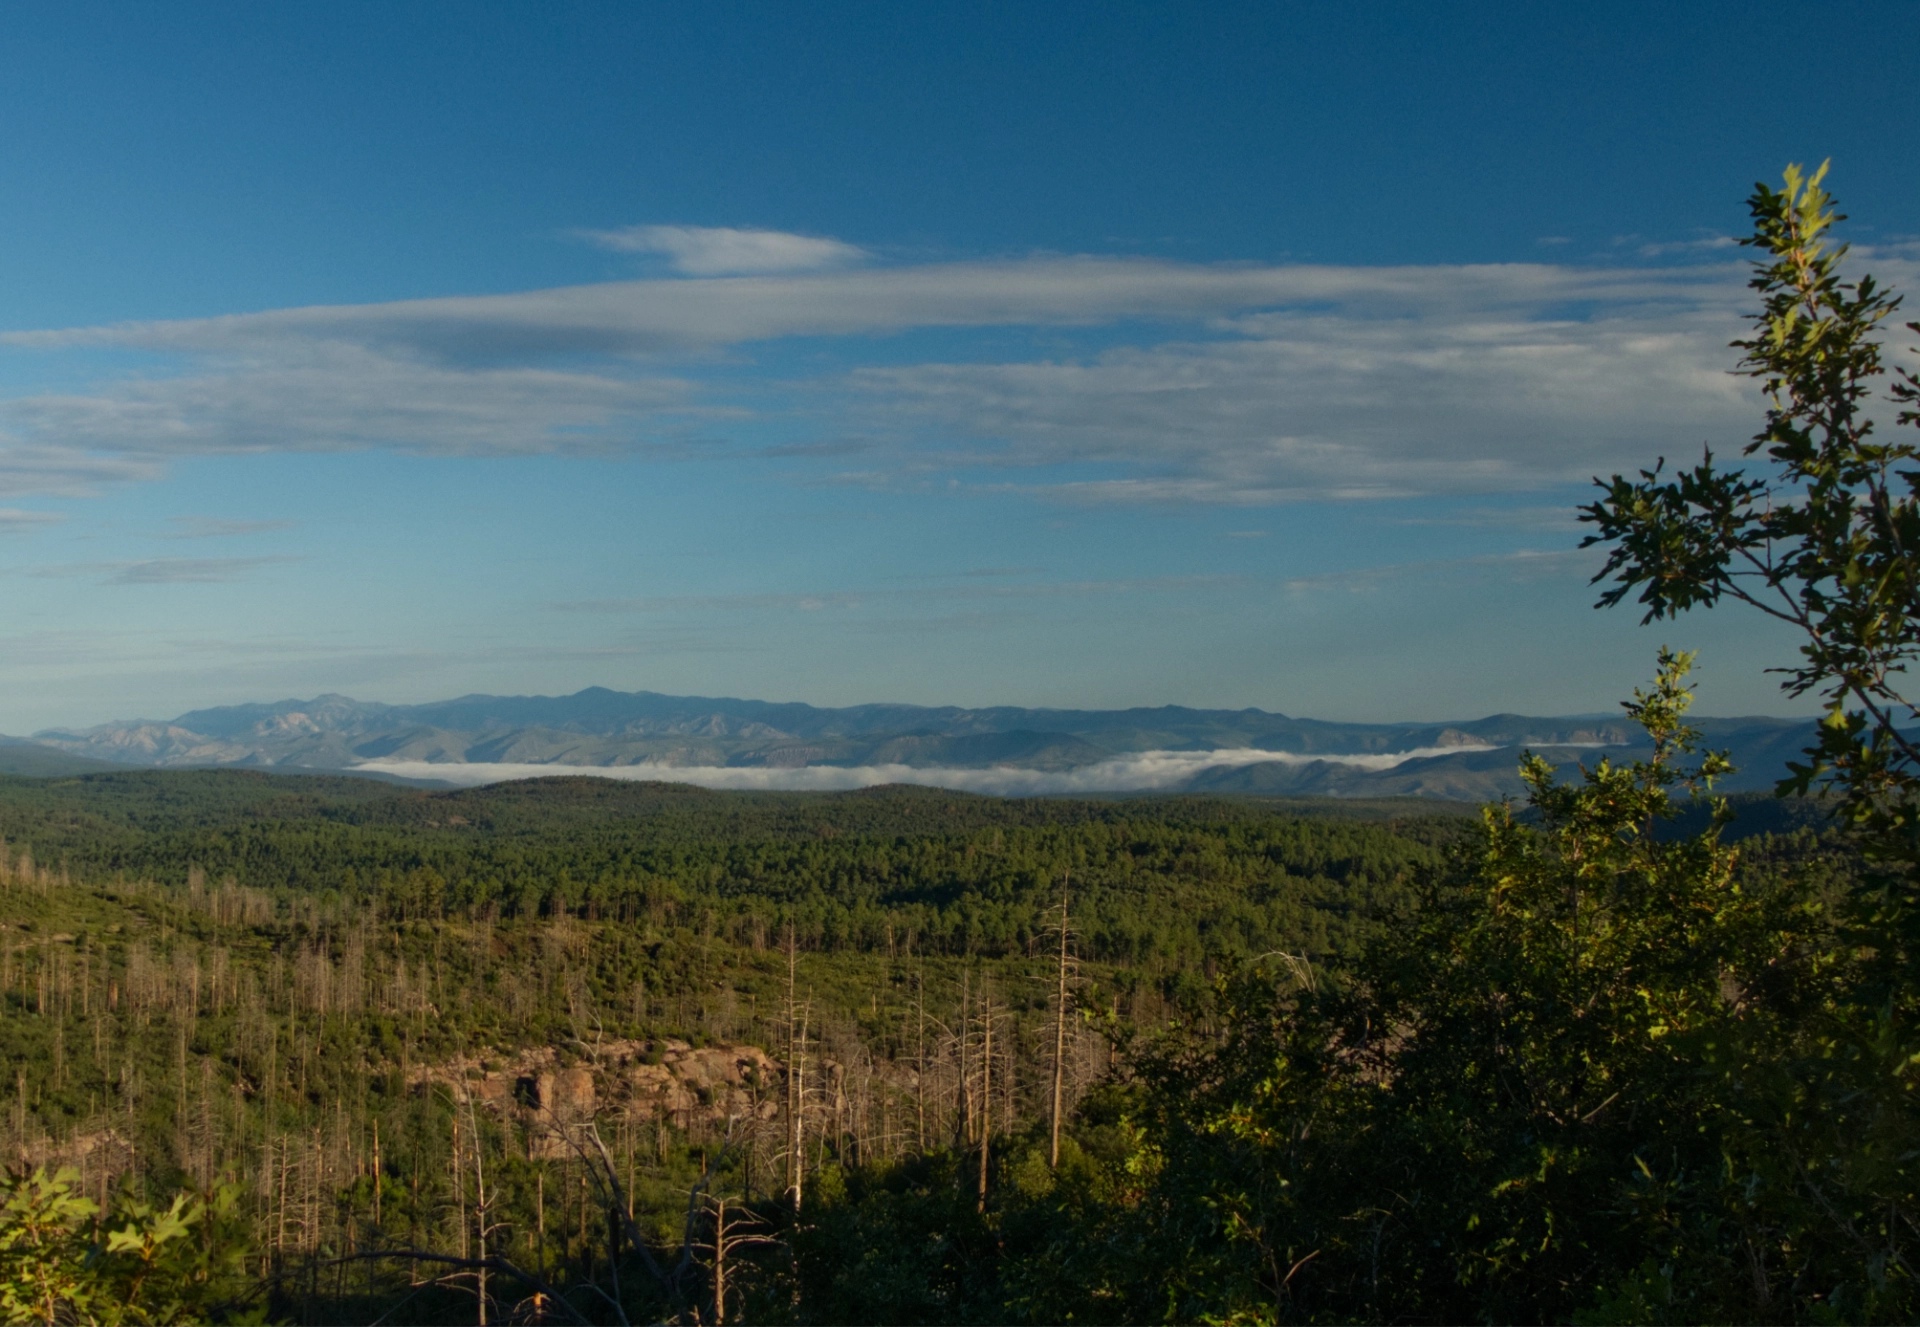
[18,685,1823,800]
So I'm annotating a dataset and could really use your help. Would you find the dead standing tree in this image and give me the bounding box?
[402,1091,765,1323]
[975,978,999,1214]
[698,1189,777,1327]
[455,1083,511,1326]
[1048,867,1079,1169]
[782,925,812,1214]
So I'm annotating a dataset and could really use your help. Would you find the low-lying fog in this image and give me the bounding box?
[354,744,1500,794]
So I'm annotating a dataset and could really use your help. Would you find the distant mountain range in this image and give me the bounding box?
[0,686,1826,801]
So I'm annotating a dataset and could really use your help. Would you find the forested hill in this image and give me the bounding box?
[0,765,1485,1320]
[0,770,1467,964]
[0,759,1862,1323]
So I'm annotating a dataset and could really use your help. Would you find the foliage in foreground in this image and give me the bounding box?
[772,163,1920,1324]
[1119,654,1902,1322]
[782,655,1894,1323]
[0,1168,256,1325]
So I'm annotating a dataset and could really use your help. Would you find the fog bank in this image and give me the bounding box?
[353,744,1499,794]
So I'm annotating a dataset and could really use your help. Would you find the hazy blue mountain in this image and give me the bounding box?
[16,685,1823,801]
[0,738,127,778]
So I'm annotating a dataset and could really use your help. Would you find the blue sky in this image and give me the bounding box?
[0,1,1914,731]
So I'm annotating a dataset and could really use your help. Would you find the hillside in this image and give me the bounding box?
[0,767,1480,1318]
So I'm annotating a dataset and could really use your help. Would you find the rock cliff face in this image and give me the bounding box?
[413,1038,787,1158]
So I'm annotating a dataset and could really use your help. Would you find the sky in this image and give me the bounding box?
[0,1,1915,733]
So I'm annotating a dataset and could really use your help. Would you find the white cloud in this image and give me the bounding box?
[165,516,296,539]
[354,743,1500,794]
[2,259,1735,360]
[848,304,1754,499]
[1,248,1869,504]
[1276,548,1595,595]
[577,224,868,275]
[548,574,1236,614]
[0,508,65,533]
[1635,235,1739,259]
[1391,505,1583,530]
[32,556,300,585]
[0,439,158,499]
[6,344,702,461]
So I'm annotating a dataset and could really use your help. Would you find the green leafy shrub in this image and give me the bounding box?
[0,1168,258,1325]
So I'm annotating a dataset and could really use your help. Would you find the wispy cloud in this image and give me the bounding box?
[165,516,296,539]
[849,303,1754,500]
[5,345,703,462]
[548,574,1236,614]
[6,247,1889,505]
[576,224,868,275]
[32,555,301,585]
[1391,505,1583,530]
[1,257,1739,360]
[0,440,158,500]
[556,589,871,614]
[0,508,65,533]
[1279,548,1594,594]
[1635,235,1740,259]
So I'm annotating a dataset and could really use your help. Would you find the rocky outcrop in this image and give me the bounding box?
[413,1038,789,1158]
[12,1126,137,1181]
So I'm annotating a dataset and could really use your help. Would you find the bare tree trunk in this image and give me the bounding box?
[915,970,927,1153]
[466,1089,489,1326]
[976,986,992,1214]
[1051,869,1071,1169]
[371,1117,381,1231]
[452,1105,467,1262]
[958,968,973,1146]
[712,1195,728,1327]
[785,927,804,1213]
